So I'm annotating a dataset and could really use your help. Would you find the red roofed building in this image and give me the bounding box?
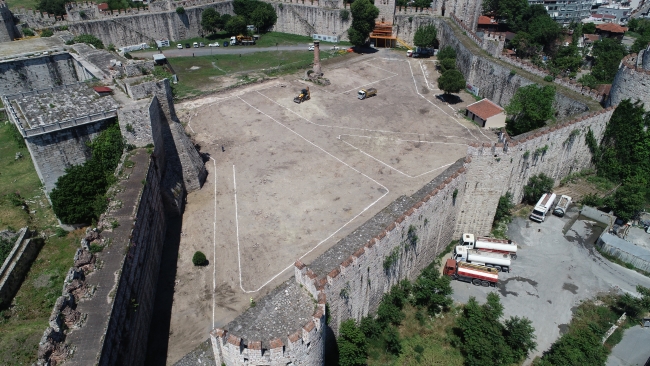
[596,23,628,40]
[465,98,506,129]
[477,15,498,31]
[97,3,109,11]
[93,86,112,95]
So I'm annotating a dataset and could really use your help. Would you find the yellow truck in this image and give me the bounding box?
[357,88,377,100]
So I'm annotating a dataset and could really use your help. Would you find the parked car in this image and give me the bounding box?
[177,43,183,49]
[193,42,199,48]
[185,43,190,48]
[223,41,229,47]
[199,42,205,47]
[209,42,220,47]
[308,45,314,51]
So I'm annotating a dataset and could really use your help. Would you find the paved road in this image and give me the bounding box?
[449,208,650,363]
[606,325,650,366]
[135,45,320,58]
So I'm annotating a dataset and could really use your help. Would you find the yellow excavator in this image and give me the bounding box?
[293,87,310,103]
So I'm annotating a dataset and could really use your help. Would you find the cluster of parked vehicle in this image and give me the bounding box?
[176,41,229,49]
[530,193,572,222]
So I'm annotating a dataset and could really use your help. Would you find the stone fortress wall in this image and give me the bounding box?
[608,44,650,110]
[0,0,17,42]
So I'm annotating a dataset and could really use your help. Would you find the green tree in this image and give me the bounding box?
[552,45,582,74]
[37,0,66,16]
[438,69,465,95]
[41,29,54,37]
[176,6,185,14]
[225,15,248,36]
[578,73,598,89]
[413,24,437,48]
[412,263,453,315]
[338,319,367,366]
[591,38,626,83]
[192,251,208,266]
[249,2,277,32]
[439,58,456,73]
[537,326,607,366]
[347,0,379,47]
[611,180,647,221]
[582,22,596,34]
[454,293,534,366]
[233,0,260,18]
[494,192,514,223]
[437,45,456,60]
[631,35,650,54]
[505,84,556,136]
[527,13,561,53]
[72,34,105,49]
[522,173,554,204]
[201,8,223,34]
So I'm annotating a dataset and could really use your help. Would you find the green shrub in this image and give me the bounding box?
[544,75,553,82]
[337,319,367,366]
[7,192,24,207]
[72,34,104,49]
[176,6,186,14]
[522,173,554,204]
[340,9,349,21]
[192,251,208,266]
[89,244,103,253]
[40,29,54,37]
[55,227,68,238]
[50,123,124,224]
[22,28,35,37]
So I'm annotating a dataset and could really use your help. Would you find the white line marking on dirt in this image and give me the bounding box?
[339,138,456,178]
[210,156,217,329]
[234,95,390,293]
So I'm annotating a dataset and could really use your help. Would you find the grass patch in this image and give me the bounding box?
[168,50,343,98]
[5,0,39,11]
[0,122,82,364]
[438,239,459,259]
[625,31,642,39]
[368,305,464,365]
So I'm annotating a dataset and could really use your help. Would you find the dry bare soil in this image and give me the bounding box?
[167,51,495,363]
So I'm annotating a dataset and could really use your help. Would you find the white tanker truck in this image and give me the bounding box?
[461,233,518,259]
[453,246,512,272]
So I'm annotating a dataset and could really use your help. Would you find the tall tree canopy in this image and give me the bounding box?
[231,0,277,32]
[413,24,437,48]
[505,84,556,135]
[347,0,379,46]
[201,8,224,34]
[591,38,627,83]
[438,69,466,95]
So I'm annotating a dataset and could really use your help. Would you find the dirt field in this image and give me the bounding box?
[166,50,495,363]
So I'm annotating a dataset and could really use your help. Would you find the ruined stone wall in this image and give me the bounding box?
[456,107,615,236]
[394,14,436,44]
[375,0,396,24]
[99,156,167,366]
[24,120,111,193]
[270,3,350,40]
[66,2,234,47]
[608,51,650,110]
[0,0,16,42]
[0,53,82,96]
[0,228,44,307]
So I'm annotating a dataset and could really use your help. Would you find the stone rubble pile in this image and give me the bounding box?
[36,228,103,366]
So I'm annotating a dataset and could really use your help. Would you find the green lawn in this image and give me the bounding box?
[0,122,80,364]
[5,0,39,11]
[168,50,343,98]
[149,31,351,52]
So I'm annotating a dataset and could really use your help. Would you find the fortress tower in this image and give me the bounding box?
[608,43,650,110]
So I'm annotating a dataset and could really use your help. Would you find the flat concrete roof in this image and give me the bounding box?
[10,83,119,129]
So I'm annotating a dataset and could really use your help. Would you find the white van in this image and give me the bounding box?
[193,42,199,48]
[530,193,557,222]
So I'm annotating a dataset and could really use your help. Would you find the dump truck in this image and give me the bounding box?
[530,193,557,222]
[293,87,310,103]
[357,88,377,100]
[444,259,499,287]
[461,233,518,259]
[453,246,511,272]
[553,195,572,217]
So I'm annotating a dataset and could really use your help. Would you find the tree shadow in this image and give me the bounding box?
[436,94,464,105]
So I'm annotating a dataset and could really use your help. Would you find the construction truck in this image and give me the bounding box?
[453,246,511,272]
[230,35,255,45]
[461,233,518,259]
[357,88,377,100]
[444,259,498,287]
[293,87,310,103]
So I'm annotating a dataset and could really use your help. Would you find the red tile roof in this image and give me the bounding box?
[597,84,612,95]
[97,3,109,11]
[466,99,504,120]
[93,86,112,93]
[583,34,599,42]
[596,23,628,33]
[478,16,494,25]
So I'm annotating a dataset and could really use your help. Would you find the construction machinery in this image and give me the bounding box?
[357,88,377,100]
[293,87,310,103]
[230,35,255,45]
